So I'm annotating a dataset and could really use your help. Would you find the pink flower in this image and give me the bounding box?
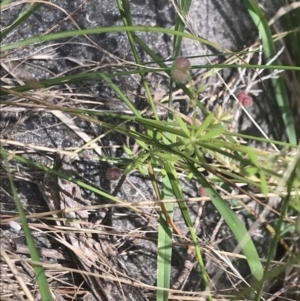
[236,92,253,107]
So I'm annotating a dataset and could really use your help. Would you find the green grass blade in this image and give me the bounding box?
[157,174,174,301]
[248,151,268,195]
[4,159,53,301]
[99,72,141,117]
[116,0,159,120]
[243,0,297,144]
[0,26,230,53]
[156,2,193,296]
[0,149,128,207]
[3,62,298,97]
[156,133,176,301]
[164,161,212,300]
[0,0,13,7]
[173,0,193,58]
[255,191,293,300]
[189,163,264,283]
[0,1,47,41]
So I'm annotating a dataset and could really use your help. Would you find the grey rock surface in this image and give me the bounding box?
[1,0,289,300]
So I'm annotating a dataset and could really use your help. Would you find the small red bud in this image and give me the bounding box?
[173,57,191,71]
[236,92,253,107]
[198,182,216,197]
[171,68,189,83]
[198,186,207,197]
[106,166,121,181]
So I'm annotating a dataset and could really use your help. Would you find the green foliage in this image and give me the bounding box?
[1,0,300,300]
[243,0,297,144]
[4,159,53,301]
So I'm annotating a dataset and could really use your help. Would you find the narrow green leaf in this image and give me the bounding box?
[123,144,134,157]
[99,73,141,117]
[243,0,296,144]
[195,113,215,136]
[248,150,268,195]
[259,169,268,196]
[174,112,190,136]
[0,0,14,8]
[197,125,225,141]
[1,26,230,53]
[0,149,126,206]
[189,163,264,282]
[296,214,300,233]
[135,138,150,151]
[116,0,159,121]
[0,2,48,41]
[4,159,53,301]
[164,161,212,301]
[157,174,174,301]
[173,0,193,58]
